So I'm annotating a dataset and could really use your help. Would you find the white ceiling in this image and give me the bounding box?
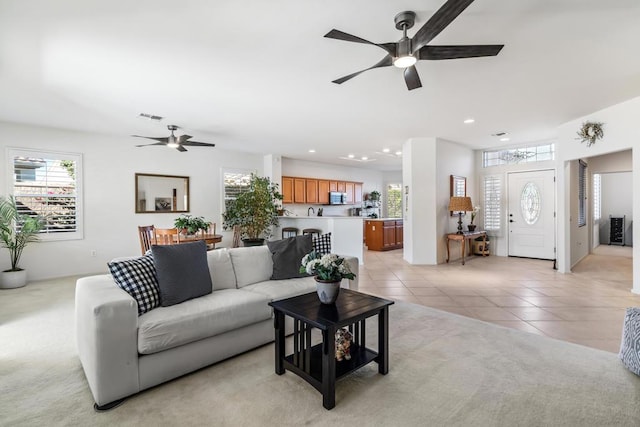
[1,0,639,171]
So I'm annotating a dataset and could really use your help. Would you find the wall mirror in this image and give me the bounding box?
[135,173,190,213]
[450,175,467,216]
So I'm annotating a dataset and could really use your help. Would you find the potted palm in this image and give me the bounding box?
[222,174,283,246]
[174,214,211,236]
[0,196,44,289]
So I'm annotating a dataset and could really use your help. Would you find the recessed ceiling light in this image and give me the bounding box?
[500,137,510,142]
[361,156,368,160]
[348,154,355,158]
[308,149,316,153]
[395,151,402,156]
[463,118,475,124]
[382,148,390,153]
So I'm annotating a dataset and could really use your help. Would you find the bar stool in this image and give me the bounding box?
[282,227,299,239]
[302,228,322,239]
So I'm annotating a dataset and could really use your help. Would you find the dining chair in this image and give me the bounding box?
[155,228,181,245]
[138,225,156,255]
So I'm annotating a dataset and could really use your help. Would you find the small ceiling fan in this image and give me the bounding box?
[325,0,504,90]
[132,125,216,152]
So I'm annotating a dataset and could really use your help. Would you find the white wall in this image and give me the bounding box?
[556,96,640,293]
[0,121,264,280]
[599,172,633,246]
[281,158,385,217]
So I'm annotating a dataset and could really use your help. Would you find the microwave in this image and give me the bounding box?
[329,191,347,205]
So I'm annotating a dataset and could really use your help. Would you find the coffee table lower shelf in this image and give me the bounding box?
[283,343,378,391]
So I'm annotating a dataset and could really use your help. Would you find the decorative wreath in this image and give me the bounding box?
[576,121,604,147]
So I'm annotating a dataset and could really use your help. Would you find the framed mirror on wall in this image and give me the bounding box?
[450,175,467,216]
[135,173,190,213]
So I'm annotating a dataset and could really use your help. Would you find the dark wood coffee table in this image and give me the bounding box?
[268,289,394,409]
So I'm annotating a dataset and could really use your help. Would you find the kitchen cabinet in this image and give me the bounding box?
[365,219,403,251]
[282,177,293,204]
[354,183,363,204]
[329,181,338,192]
[294,178,306,203]
[318,180,330,204]
[337,181,346,193]
[305,179,318,204]
[345,182,355,204]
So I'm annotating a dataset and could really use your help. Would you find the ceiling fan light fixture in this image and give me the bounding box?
[167,135,179,148]
[393,55,417,68]
[393,36,416,68]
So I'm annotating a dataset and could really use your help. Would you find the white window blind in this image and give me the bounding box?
[593,173,601,222]
[223,169,254,209]
[483,175,502,234]
[9,148,83,240]
[578,160,587,227]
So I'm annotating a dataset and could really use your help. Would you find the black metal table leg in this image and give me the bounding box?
[274,310,285,375]
[377,307,389,374]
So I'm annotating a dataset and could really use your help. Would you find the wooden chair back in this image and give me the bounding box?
[155,228,181,245]
[138,225,156,255]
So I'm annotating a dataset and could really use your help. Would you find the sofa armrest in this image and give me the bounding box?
[341,256,359,291]
[75,275,140,406]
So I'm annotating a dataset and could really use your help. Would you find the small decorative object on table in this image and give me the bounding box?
[174,214,212,236]
[300,250,356,304]
[468,205,480,232]
[335,328,353,361]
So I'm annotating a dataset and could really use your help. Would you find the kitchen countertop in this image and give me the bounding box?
[363,218,403,221]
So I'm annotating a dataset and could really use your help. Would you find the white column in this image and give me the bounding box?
[633,149,640,293]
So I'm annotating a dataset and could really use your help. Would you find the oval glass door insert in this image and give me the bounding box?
[521,182,541,225]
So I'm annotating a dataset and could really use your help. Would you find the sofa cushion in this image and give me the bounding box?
[242,277,317,302]
[137,289,272,354]
[267,234,312,280]
[228,246,273,288]
[312,232,332,255]
[206,248,237,290]
[152,241,212,306]
[107,254,160,315]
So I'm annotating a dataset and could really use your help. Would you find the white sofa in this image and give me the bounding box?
[75,245,358,409]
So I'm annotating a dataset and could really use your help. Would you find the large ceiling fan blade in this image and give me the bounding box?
[135,142,167,147]
[180,141,216,147]
[132,135,170,143]
[325,29,396,55]
[176,145,188,152]
[178,134,192,143]
[403,66,422,90]
[418,44,503,60]
[412,0,475,52]
[332,55,393,85]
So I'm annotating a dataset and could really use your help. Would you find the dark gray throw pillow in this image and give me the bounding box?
[151,240,213,306]
[267,234,313,280]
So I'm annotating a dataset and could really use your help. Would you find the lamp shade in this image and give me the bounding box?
[448,196,473,212]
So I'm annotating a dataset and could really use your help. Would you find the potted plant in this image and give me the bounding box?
[174,214,211,236]
[222,174,283,246]
[0,196,44,289]
[300,251,356,304]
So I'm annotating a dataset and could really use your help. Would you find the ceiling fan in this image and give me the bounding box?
[324,0,504,90]
[132,125,216,152]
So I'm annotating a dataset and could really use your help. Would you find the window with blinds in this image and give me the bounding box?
[578,160,587,227]
[593,173,601,222]
[223,169,254,209]
[483,175,502,234]
[9,149,83,240]
[386,183,402,218]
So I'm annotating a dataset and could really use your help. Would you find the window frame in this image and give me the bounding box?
[221,168,256,209]
[7,147,84,241]
[578,160,587,227]
[482,174,503,236]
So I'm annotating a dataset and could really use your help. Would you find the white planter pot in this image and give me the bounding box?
[0,269,27,289]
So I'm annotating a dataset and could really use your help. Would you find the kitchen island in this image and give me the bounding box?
[276,216,363,264]
[364,218,403,251]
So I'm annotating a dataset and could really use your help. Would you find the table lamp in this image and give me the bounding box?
[448,196,473,234]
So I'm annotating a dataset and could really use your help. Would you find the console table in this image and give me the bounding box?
[446,231,487,265]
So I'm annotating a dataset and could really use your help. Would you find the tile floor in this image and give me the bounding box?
[358,245,636,353]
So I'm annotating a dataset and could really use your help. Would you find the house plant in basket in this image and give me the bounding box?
[300,250,356,304]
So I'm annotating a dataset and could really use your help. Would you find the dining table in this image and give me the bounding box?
[175,233,223,250]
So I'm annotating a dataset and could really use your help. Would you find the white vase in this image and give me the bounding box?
[315,278,341,304]
[0,269,27,289]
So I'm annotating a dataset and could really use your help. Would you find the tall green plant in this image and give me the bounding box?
[222,174,283,240]
[0,196,44,271]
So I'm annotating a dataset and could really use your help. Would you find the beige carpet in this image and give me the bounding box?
[2,277,640,426]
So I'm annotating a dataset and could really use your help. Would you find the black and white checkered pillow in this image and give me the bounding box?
[312,232,332,255]
[108,254,160,315]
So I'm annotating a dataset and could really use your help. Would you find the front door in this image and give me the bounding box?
[508,170,556,260]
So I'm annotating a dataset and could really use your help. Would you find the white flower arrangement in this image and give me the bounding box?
[470,206,480,225]
[300,251,356,282]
